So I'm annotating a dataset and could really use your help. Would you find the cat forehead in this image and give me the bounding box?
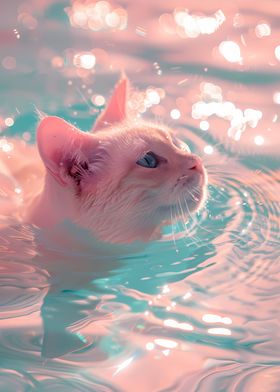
[96,122,174,142]
[93,125,184,163]
[135,125,172,140]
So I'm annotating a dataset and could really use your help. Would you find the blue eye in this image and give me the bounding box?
[136,151,158,168]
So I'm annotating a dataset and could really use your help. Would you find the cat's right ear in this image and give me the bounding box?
[37,116,94,186]
[92,76,128,132]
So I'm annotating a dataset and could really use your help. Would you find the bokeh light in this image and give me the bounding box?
[73,53,96,69]
[66,1,128,32]
[4,117,14,127]
[254,135,264,145]
[2,57,16,70]
[219,41,242,63]
[170,109,181,119]
[204,145,214,154]
[274,45,280,61]
[255,23,271,38]
[91,95,106,106]
[160,8,225,38]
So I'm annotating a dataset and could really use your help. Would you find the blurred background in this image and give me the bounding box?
[1,0,280,158]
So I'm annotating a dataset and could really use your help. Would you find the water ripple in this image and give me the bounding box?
[1,0,280,389]
[0,369,38,392]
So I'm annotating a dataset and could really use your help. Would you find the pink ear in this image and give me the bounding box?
[37,116,92,186]
[92,76,128,131]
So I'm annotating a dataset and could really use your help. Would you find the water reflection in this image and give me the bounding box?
[202,314,232,325]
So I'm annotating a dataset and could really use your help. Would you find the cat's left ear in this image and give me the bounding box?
[37,116,96,187]
[92,75,128,132]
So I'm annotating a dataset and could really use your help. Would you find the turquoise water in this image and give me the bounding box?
[1,1,280,391]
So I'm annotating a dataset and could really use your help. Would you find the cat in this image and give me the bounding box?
[0,76,207,357]
[22,76,207,244]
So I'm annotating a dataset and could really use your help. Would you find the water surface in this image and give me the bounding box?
[0,1,280,391]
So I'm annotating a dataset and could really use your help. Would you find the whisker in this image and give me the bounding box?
[76,87,92,109]
[170,204,179,253]
[178,197,203,248]
[182,194,213,250]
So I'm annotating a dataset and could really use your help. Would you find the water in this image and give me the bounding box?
[1,1,280,391]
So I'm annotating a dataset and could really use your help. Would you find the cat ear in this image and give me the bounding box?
[37,116,94,186]
[92,75,128,131]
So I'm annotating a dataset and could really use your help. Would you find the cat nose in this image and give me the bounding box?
[185,154,203,172]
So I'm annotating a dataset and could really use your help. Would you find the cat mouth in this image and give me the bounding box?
[175,170,206,191]
[175,172,207,213]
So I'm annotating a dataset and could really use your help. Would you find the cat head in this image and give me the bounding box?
[37,77,207,243]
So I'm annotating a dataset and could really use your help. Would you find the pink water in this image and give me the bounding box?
[0,1,280,391]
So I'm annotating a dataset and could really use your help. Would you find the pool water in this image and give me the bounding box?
[1,1,280,391]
